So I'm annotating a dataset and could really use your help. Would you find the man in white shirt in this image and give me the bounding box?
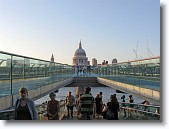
[66,91,75,119]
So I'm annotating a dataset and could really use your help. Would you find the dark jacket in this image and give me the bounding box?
[109,102,119,120]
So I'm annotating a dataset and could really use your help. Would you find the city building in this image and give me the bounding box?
[50,54,54,62]
[50,54,55,66]
[112,58,117,64]
[92,58,97,66]
[87,61,90,66]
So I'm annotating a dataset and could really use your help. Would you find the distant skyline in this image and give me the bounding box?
[0,0,160,65]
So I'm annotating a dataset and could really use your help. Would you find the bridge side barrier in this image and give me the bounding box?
[0,78,73,110]
[118,102,160,120]
[97,77,160,104]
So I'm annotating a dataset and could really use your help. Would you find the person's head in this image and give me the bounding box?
[96,93,99,97]
[19,87,28,99]
[68,91,71,96]
[107,102,110,106]
[129,95,132,98]
[110,94,118,103]
[49,92,56,100]
[85,87,91,94]
[100,92,102,96]
[143,100,149,105]
[121,95,125,99]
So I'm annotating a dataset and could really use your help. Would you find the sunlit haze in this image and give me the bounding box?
[0,0,160,65]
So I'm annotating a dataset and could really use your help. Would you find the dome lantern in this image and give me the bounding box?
[74,40,86,57]
[79,40,82,49]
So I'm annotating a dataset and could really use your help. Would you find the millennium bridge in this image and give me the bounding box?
[0,51,160,120]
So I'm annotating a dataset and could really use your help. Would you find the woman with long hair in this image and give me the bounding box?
[14,87,38,120]
[109,94,120,120]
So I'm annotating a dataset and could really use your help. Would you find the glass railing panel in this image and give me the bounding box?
[11,56,25,95]
[0,109,14,120]
[1,51,74,109]
[0,53,11,97]
[119,102,160,120]
[95,57,160,91]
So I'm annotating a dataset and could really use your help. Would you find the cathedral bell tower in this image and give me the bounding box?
[51,54,54,62]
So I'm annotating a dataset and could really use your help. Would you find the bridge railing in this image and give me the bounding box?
[0,99,66,120]
[93,57,160,91]
[118,102,160,120]
[0,51,74,105]
[0,100,160,120]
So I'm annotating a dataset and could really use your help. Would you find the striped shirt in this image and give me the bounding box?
[80,94,95,114]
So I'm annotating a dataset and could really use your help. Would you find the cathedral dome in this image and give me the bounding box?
[74,41,86,57]
[72,40,88,66]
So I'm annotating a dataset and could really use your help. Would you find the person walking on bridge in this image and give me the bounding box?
[129,95,134,108]
[14,87,37,120]
[80,87,95,120]
[47,92,60,120]
[95,93,103,119]
[65,91,75,119]
[107,94,120,120]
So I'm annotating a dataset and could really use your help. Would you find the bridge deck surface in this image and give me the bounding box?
[62,107,104,120]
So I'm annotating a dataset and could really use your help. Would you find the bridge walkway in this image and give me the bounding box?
[62,106,104,120]
[0,101,160,120]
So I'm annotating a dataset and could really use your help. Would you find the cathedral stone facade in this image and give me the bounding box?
[72,41,88,70]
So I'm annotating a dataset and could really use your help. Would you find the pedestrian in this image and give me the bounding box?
[141,100,150,111]
[129,95,134,103]
[99,92,103,98]
[95,93,102,119]
[106,94,119,120]
[121,95,126,117]
[80,87,95,120]
[129,95,134,108]
[47,92,60,120]
[65,91,75,119]
[121,95,125,103]
[76,94,82,115]
[14,87,38,120]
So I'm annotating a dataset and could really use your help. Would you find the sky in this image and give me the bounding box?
[0,0,160,65]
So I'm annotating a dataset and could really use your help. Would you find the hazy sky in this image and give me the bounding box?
[0,0,160,65]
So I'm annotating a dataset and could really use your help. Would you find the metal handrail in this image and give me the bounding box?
[119,102,160,109]
[118,102,160,120]
[0,51,60,64]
